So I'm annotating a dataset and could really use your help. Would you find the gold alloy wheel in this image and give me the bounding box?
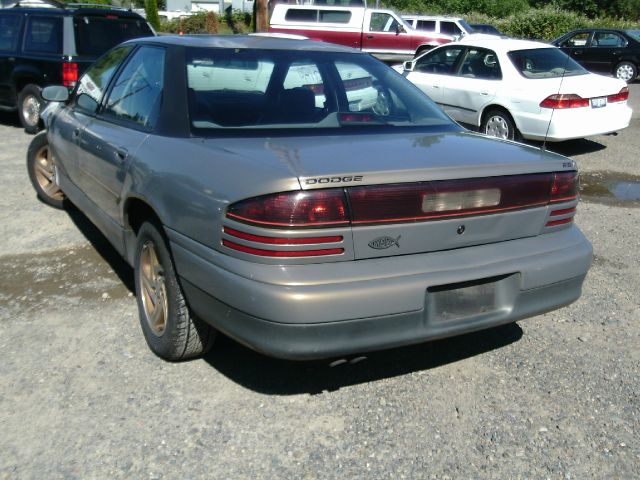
[33,144,64,201]
[139,240,169,337]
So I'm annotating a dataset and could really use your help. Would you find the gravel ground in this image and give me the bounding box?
[0,85,638,479]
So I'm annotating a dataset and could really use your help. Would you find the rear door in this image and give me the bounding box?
[0,12,23,106]
[78,45,165,222]
[589,30,627,74]
[441,47,500,125]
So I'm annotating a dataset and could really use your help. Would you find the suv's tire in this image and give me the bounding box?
[134,221,215,361]
[615,61,637,83]
[26,131,66,209]
[18,84,43,134]
[482,109,518,141]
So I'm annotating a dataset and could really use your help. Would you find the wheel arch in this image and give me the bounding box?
[479,103,520,131]
[123,196,165,265]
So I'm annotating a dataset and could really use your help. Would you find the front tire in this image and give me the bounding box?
[26,131,66,209]
[615,61,637,83]
[482,109,518,141]
[18,84,43,134]
[134,221,215,361]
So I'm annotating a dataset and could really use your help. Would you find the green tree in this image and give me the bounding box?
[145,0,161,31]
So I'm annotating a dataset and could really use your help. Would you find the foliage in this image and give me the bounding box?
[159,12,236,34]
[225,9,252,33]
[145,0,161,31]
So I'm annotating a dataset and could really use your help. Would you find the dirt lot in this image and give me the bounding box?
[0,86,638,479]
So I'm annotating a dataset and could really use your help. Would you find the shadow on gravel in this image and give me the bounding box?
[204,323,523,395]
[0,110,21,128]
[65,205,135,292]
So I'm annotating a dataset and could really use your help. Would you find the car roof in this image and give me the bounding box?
[129,34,362,53]
[1,5,146,18]
[454,37,553,52]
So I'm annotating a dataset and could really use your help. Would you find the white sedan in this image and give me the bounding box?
[396,37,633,141]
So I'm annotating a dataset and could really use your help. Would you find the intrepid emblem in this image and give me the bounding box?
[368,235,401,250]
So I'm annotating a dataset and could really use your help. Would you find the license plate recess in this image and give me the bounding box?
[426,274,519,323]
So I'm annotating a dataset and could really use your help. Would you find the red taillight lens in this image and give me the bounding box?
[607,87,629,103]
[62,62,78,88]
[226,189,348,228]
[348,174,553,225]
[304,83,324,94]
[550,171,578,203]
[540,94,589,109]
[223,227,342,245]
[222,240,343,257]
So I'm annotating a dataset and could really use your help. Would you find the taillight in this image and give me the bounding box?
[226,189,348,228]
[62,62,78,88]
[540,94,589,109]
[348,174,552,225]
[304,83,324,94]
[607,87,629,103]
[550,171,578,203]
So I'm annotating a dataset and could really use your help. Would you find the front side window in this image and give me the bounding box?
[186,48,454,133]
[24,16,62,55]
[414,46,464,75]
[508,48,587,79]
[103,46,165,129]
[0,14,22,52]
[74,45,134,114]
[369,13,399,33]
[440,21,462,36]
[559,32,590,48]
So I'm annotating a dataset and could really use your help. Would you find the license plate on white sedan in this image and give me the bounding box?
[591,97,607,108]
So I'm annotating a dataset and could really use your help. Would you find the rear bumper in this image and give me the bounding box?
[169,226,592,359]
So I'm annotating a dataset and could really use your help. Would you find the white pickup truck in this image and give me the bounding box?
[269,4,453,62]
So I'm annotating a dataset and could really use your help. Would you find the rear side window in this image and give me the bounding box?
[73,15,152,56]
[285,9,317,22]
[103,46,165,129]
[593,32,626,47]
[24,16,62,55]
[0,14,22,52]
[416,20,436,31]
[440,21,462,36]
[319,11,351,23]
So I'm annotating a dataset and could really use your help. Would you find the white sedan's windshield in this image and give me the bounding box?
[185,48,454,131]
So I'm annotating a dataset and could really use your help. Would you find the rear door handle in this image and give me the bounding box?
[115,147,128,162]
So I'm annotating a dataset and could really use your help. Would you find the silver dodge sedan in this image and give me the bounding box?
[28,35,592,361]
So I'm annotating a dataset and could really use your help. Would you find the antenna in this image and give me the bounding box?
[541,45,573,152]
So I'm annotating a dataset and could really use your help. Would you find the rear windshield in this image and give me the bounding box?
[508,48,587,79]
[186,48,455,134]
[73,15,152,56]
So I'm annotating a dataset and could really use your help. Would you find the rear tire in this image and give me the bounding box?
[481,109,518,141]
[615,61,637,83]
[134,221,215,361]
[26,131,66,209]
[18,84,43,134]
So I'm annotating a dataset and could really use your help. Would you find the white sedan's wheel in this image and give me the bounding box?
[482,110,516,141]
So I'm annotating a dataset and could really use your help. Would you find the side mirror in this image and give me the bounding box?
[396,24,406,34]
[42,85,69,102]
[403,61,414,72]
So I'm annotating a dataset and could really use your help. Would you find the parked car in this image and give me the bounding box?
[402,15,475,39]
[29,35,592,361]
[396,37,632,141]
[470,23,505,36]
[269,4,453,62]
[0,4,154,133]
[552,28,640,83]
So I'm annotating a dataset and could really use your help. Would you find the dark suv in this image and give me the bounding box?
[0,4,154,132]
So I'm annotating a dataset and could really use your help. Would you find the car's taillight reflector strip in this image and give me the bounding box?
[550,171,578,203]
[549,206,576,217]
[222,240,344,257]
[226,189,349,228]
[62,62,78,88]
[607,87,629,103]
[223,227,342,245]
[546,217,574,227]
[348,174,553,225]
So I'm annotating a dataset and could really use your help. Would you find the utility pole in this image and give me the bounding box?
[256,0,269,32]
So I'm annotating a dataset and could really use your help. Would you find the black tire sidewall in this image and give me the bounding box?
[18,84,43,134]
[134,221,186,359]
[26,131,66,209]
